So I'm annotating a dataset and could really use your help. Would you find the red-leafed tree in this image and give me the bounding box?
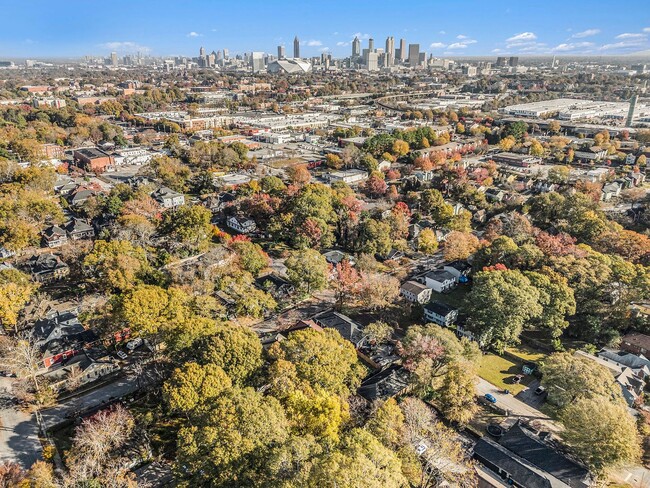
[364,174,388,198]
[329,259,361,310]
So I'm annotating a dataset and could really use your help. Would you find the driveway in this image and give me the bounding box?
[0,378,42,469]
[41,375,140,431]
[476,378,560,433]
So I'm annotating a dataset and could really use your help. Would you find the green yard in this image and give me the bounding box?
[435,285,470,310]
[478,353,535,395]
[506,344,547,363]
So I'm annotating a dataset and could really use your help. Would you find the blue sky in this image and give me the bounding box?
[1,0,649,58]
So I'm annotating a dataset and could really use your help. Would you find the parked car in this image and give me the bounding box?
[484,393,497,404]
[116,351,128,360]
[126,338,144,350]
[534,386,546,395]
[512,374,524,384]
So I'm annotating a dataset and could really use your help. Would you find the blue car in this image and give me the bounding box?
[484,393,497,404]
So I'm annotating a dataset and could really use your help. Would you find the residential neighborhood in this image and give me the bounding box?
[1,5,650,487]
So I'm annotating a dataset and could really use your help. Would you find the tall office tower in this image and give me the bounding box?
[111,52,118,66]
[495,56,507,67]
[278,45,285,59]
[216,50,223,61]
[199,46,206,57]
[367,51,378,71]
[508,56,519,67]
[385,36,394,66]
[294,36,300,58]
[368,38,374,52]
[399,38,407,62]
[626,94,638,126]
[408,44,420,67]
[223,48,229,59]
[207,52,216,67]
[352,36,361,57]
[251,52,265,73]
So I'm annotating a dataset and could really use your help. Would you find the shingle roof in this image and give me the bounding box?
[499,423,590,488]
[424,301,457,317]
[401,280,428,295]
[424,269,455,283]
[473,438,553,488]
[314,311,364,345]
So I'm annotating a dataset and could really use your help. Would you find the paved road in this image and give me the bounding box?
[609,465,650,487]
[475,378,560,433]
[0,378,42,469]
[41,375,140,431]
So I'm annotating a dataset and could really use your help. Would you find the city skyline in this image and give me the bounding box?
[2,0,650,58]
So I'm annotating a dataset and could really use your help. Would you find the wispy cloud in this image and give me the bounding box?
[336,41,349,47]
[506,32,537,42]
[99,41,151,53]
[352,32,370,40]
[306,40,322,47]
[447,42,470,49]
[186,31,202,38]
[571,29,600,39]
[456,34,468,40]
[644,27,650,33]
[599,38,648,52]
[616,32,646,39]
[551,41,595,52]
[429,42,447,49]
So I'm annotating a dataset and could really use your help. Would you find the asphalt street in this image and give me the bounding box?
[0,377,42,469]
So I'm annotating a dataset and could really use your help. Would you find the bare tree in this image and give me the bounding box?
[65,405,135,486]
[0,330,43,397]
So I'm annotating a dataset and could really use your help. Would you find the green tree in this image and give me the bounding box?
[83,239,148,292]
[176,387,289,486]
[229,239,270,276]
[504,121,528,141]
[366,398,406,450]
[436,361,478,426]
[268,328,364,396]
[392,139,410,157]
[163,362,232,413]
[465,269,542,352]
[284,388,349,444]
[117,285,218,351]
[309,429,408,488]
[524,269,576,338]
[0,269,37,331]
[364,321,394,344]
[561,397,641,472]
[540,352,623,408]
[196,325,263,385]
[285,249,329,294]
[161,204,212,250]
[417,228,439,254]
[420,189,454,225]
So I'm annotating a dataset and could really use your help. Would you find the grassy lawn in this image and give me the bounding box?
[434,285,469,310]
[506,344,547,363]
[478,353,534,395]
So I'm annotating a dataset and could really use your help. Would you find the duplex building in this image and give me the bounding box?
[421,269,456,293]
[423,301,459,327]
[227,215,257,234]
[151,187,185,208]
[400,280,432,304]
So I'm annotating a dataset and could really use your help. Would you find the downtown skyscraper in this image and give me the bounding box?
[293,36,300,58]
